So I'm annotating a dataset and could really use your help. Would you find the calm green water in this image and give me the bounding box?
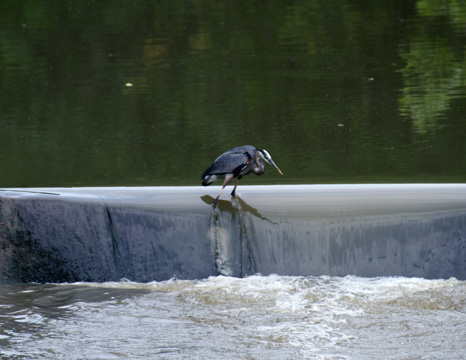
[1,0,466,187]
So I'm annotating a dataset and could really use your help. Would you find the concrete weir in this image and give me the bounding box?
[0,184,465,283]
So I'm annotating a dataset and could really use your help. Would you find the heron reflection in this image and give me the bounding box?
[200,195,277,225]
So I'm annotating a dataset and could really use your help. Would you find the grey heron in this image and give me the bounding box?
[201,145,283,203]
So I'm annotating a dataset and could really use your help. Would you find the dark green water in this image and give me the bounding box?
[1,0,466,187]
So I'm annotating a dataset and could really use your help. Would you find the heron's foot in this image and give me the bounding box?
[213,198,219,206]
[231,190,236,197]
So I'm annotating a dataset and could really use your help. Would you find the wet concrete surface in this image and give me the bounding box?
[1,184,465,282]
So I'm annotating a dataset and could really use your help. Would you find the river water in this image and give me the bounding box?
[1,1,466,186]
[1,275,465,359]
[2,2,466,358]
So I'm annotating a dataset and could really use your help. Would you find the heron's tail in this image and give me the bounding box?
[201,174,215,186]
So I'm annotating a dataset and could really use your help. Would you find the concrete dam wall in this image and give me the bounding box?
[1,184,465,283]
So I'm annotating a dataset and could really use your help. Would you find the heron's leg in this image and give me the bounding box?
[214,174,234,204]
[231,177,241,196]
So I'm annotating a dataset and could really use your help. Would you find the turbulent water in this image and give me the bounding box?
[1,275,465,359]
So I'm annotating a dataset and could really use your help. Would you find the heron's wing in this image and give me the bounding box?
[202,151,252,178]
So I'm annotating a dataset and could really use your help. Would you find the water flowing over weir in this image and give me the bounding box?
[0,184,465,283]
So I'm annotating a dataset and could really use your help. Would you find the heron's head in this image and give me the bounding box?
[258,149,283,175]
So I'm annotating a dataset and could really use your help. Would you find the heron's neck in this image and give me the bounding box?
[253,160,265,175]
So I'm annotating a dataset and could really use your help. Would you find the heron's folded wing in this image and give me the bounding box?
[203,152,250,177]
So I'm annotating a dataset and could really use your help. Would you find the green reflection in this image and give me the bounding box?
[0,0,465,187]
[399,0,466,134]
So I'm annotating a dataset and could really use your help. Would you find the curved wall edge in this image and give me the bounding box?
[1,184,465,282]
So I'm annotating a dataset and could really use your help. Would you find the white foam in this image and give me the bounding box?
[52,275,466,359]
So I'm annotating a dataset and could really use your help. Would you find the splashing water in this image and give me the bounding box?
[1,275,465,359]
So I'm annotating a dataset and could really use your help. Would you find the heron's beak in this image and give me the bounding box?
[269,159,283,175]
